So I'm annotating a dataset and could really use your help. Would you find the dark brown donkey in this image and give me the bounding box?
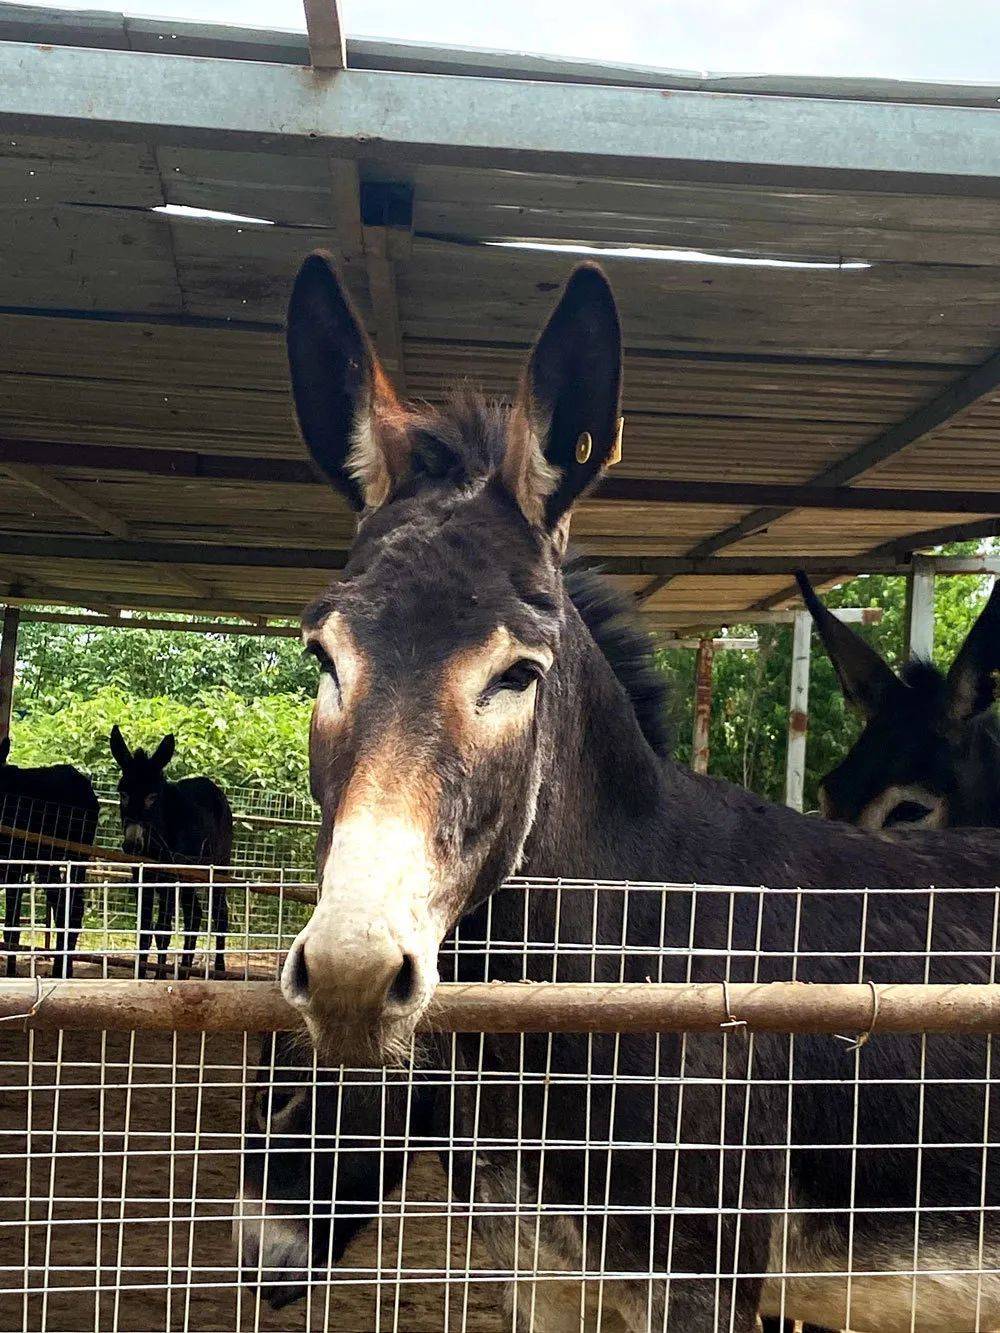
[798,569,1000,830]
[269,253,1000,1331]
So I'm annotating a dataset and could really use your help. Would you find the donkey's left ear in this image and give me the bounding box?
[946,579,1000,721]
[504,264,622,533]
[151,734,175,770]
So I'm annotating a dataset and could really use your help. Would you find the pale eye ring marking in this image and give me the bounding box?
[476,658,547,711]
[304,639,342,705]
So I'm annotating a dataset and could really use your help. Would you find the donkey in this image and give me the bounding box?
[1,735,98,977]
[797,569,1000,830]
[235,1031,442,1311]
[270,253,1000,1331]
[109,725,232,977]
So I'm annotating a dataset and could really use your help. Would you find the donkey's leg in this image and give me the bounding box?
[153,885,175,979]
[181,886,201,976]
[45,879,68,979]
[63,875,86,979]
[3,878,24,977]
[136,879,154,978]
[211,887,228,976]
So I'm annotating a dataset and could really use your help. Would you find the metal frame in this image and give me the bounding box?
[3,39,1000,191]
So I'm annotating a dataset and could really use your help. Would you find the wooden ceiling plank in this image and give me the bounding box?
[636,339,1000,602]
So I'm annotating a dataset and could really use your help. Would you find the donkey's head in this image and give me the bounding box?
[798,571,1000,830]
[236,1034,435,1308]
[109,724,175,854]
[280,253,622,1062]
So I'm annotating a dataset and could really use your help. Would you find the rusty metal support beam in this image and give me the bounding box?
[784,609,812,811]
[691,638,714,774]
[0,604,19,741]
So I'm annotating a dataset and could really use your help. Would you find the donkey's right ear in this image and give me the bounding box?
[0,735,9,765]
[109,724,131,769]
[796,571,901,720]
[286,252,406,511]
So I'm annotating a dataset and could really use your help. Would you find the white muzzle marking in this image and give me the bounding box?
[281,811,443,1026]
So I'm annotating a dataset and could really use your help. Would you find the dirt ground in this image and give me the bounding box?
[0,1028,509,1333]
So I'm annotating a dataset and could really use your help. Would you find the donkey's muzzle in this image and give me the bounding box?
[280,926,424,1026]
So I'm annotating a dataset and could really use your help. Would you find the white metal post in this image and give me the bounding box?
[785,610,811,811]
[906,556,936,661]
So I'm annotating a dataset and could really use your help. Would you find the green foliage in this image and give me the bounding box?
[12,684,312,796]
[17,620,314,711]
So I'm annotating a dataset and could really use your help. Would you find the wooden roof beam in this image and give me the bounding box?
[3,41,1000,194]
[8,440,1000,516]
[1,531,994,578]
[753,516,1000,611]
[4,460,216,601]
[5,461,133,539]
[303,0,345,71]
[636,339,1000,604]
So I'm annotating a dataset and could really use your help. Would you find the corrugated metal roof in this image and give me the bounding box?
[0,2,999,622]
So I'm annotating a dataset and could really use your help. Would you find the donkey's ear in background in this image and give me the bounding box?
[0,735,9,765]
[286,252,407,512]
[503,263,623,537]
[796,571,902,720]
[946,579,1000,723]
[109,724,132,770]
[151,734,175,770]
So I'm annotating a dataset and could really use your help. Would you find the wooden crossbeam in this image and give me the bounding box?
[5,440,1000,516]
[637,342,1000,603]
[0,820,317,904]
[5,460,132,539]
[303,0,345,70]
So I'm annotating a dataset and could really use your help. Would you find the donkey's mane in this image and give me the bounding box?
[408,393,672,761]
[562,560,672,760]
[898,658,949,706]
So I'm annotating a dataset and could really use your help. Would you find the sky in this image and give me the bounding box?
[14,0,1000,83]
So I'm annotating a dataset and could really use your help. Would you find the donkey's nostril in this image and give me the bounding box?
[284,940,310,1003]
[387,954,418,1009]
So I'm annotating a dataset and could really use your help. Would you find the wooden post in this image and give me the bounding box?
[906,556,936,660]
[691,638,715,774]
[0,605,20,741]
[785,610,811,811]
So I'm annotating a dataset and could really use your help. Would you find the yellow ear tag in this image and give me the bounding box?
[607,416,625,467]
[575,431,593,464]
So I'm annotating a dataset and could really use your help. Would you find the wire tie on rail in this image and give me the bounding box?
[720,978,747,1029]
[835,978,880,1052]
[0,973,55,1028]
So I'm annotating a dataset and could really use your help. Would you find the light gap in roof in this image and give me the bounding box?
[486,240,872,270]
[152,204,275,226]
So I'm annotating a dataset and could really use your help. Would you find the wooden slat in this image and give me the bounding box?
[303,0,345,71]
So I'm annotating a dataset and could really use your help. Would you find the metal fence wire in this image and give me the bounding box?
[2,868,1000,1331]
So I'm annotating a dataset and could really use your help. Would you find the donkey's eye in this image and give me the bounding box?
[304,641,340,686]
[480,659,544,705]
[886,799,933,827]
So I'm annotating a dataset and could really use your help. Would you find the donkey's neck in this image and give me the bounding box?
[521,605,676,883]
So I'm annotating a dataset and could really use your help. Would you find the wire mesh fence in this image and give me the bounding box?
[91,785,319,871]
[2,873,1000,1331]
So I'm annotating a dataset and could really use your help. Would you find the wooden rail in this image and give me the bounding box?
[2,979,1000,1036]
[0,822,318,905]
